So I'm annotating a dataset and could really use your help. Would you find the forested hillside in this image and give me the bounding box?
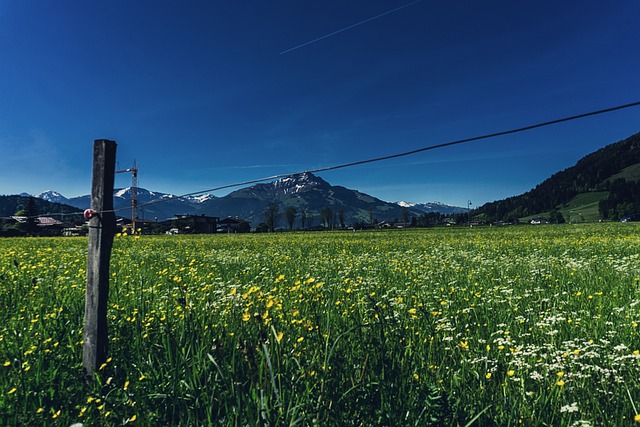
[477,132,640,222]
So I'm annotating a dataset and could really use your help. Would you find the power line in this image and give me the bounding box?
[24,100,640,219]
[133,100,640,212]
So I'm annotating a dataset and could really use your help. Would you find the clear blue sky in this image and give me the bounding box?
[1,1,639,208]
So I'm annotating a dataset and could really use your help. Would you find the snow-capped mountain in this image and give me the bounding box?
[183,193,216,203]
[396,201,468,215]
[35,190,70,204]
[59,187,218,221]
[30,173,465,223]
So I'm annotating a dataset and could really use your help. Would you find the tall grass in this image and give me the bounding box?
[1,224,639,425]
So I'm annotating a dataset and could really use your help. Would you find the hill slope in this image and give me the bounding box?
[477,132,640,222]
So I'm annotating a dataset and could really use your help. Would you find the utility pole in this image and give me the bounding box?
[116,160,139,233]
[467,200,472,227]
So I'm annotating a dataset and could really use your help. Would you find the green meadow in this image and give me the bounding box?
[1,224,639,426]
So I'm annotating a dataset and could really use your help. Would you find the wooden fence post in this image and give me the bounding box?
[83,139,117,377]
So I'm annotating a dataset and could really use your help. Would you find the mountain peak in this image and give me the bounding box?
[35,190,69,204]
[268,172,330,195]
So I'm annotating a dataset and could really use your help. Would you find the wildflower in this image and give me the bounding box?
[485,372,492,379]
[8,387,17,394]
[3,361,10,367]
[507,370,515,377]
[458,341,469,350]
[560,402,579,413]
[557,371,565,378]
[276,331,284,343]
[634,414,640,423]
[124,380,130,390]
[128,414,137,422]
[556,380,565,387]
[408,308,417,315]
[297,336,304,343]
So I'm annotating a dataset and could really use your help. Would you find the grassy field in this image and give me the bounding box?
[1,225,639,426]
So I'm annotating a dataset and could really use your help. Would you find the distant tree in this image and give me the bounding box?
[338,209,345,228]
[305,211,314,228]
[548,210,565,224]
[255,222,270,233]
[401,207,410,227]
[16,197,39,236]
[300,209,307,230]
[284,206,297,230]
[237,220,251,233]
[320,207,333,229]
[263,203,280,232]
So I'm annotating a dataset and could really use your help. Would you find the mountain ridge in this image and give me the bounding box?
[26,172,465,226]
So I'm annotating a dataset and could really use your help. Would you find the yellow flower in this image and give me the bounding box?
[276,331,284,343]
[124,380,130,390]
[297,336,304,343]
[485,372,492,379]
[2,361,10,367]
[556,380,565,387]
[507,370,515,377]
[556,371,564,378]
[128,414,137,422]
[8,387,17,394]
[408,308,417,315]
[634,413,640,423]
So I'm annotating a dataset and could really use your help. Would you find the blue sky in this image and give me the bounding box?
[1,1,639,208]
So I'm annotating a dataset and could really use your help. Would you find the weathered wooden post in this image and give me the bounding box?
[83,139,117,377]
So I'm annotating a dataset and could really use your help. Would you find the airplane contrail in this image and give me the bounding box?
[280,0,424,55]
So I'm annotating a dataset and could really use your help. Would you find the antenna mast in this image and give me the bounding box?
[116,160,139,233]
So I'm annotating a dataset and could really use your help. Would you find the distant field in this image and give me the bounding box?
[559,191,609,223]
[608,163,640,183]
[520,192,608,223]
[1,225,639,426]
